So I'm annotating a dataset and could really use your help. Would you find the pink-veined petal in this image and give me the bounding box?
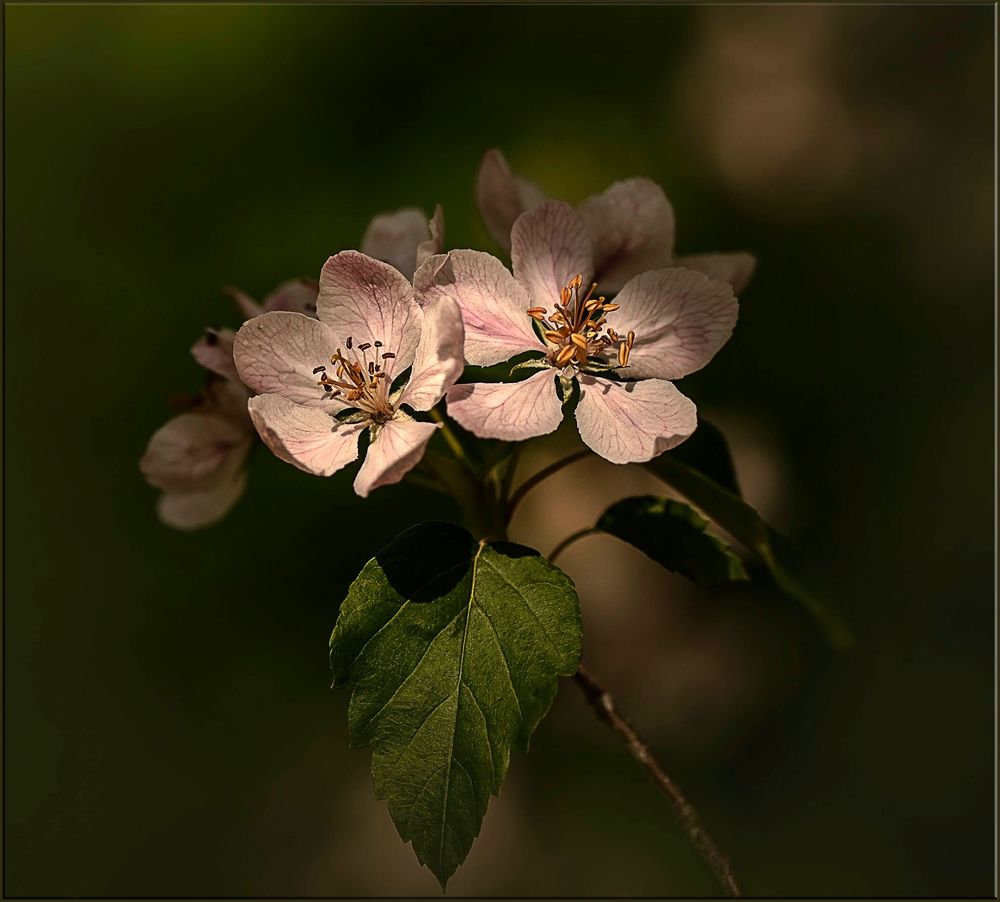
[262,278,320,316]
[415,204,445,272]
[398,273,465,412]
[578,178,676,293]
[140,412,250,492]
[511,200,594,311]
[352,419,438,498]
[191,328,238,382]
[316,251,420,378]
[673,252,756,295]
[361,208,431,281]
[416,249,545,366]
[475,148,547,254]
[234,311,347,410]
[606,268,739,381]
[446,369,563,441]
[574,375,697,464]
[247,394,363,477]
[156,451,249,531]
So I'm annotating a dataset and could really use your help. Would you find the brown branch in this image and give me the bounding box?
[572,662,743,897]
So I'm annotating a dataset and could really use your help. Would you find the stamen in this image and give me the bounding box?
[312,366,326,374]
[381,352,396,360]
[374,340,382,348]
[346,336,353,349]
[555,344,576,367]
[358,342,371,352]
[569,333,588,350]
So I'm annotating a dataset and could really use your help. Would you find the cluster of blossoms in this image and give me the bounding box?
[142,149,751,525]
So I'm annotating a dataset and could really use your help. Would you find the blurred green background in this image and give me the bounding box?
[5,4,994,897]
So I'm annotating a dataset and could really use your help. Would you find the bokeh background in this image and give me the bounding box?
[5,4,994,897]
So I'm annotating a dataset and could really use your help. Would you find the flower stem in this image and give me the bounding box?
[572,662,742,897]
[548,527,598,564]
[498,444,523,506]
[505,448,591,522]
[430,408,471,469]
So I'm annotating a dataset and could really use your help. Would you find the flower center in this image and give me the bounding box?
[527,274,635,370]
[313,336,397,423]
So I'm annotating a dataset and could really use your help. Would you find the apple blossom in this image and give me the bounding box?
[140,347,255,531]
[476,148,755,294]
[426,200,739,464]
[233,251,463,497]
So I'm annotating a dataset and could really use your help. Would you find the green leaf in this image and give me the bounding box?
[667,417,741,495]
[643,454,855,650]
[596,496,749,586]
[329,521,582,887]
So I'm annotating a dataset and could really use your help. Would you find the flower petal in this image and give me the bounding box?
[475,148,547,254]
[398,271,465,412]
[156,455,249,531]
[262,278,320,316]
[673,252,756,295]
[203,377,253,427]
[140,412,250,492]
[247,394,363,477]
[578,178,675,293]
[224,285,263,320]
[607,268,739,380]
[191,328,239,382]
[317,251,420,378]
[446,369,563,441]
[511,200,594,310]
[415,204,445,272]
[361,208,431,281]
[353,419,438,498]
[234,311,346,409]
[575,375,697,464]
[416,249,545,366]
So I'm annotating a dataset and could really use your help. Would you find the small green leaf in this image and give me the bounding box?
[329,522,582,887]
[668,417,741,496]
[643,454,855,650]
[597,496,749,586]
[508,356,551,376]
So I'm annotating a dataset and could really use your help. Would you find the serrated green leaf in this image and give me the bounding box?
[329,521,582,887]
[643,454,855,650]
[597,496,749,586]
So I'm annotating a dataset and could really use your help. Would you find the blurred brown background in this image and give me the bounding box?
[5,4,994,896]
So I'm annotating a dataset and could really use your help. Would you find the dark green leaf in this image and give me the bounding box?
[597,496,749,586]
[643,454,855,650]
[667,417,741,495]
[329,522,582,887]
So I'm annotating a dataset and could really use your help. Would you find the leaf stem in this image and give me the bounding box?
[506,448,591,521]
[548,526,599,564]
[572,662,743,898]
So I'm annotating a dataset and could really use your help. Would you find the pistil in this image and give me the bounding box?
[313,335,396,421]
[529,274,635,371]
